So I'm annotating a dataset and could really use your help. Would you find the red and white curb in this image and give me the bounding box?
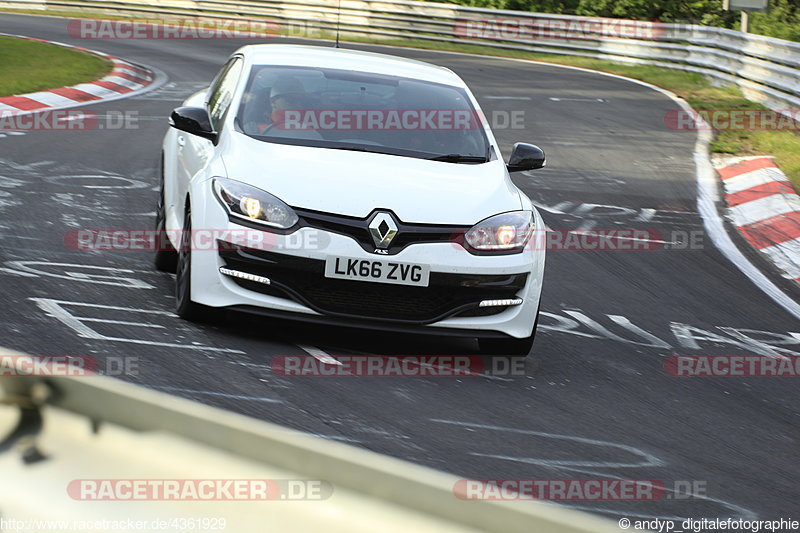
[714,155,800,284]
[0,33,155,116]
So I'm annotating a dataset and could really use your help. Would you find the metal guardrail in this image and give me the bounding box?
[0,347,623,531]
[1,0,799,113]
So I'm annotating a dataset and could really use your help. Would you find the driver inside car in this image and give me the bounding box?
[245,75,307,134]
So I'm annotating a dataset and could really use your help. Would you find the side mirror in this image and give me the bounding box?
[506,143,546,173]
[169,106,217,142]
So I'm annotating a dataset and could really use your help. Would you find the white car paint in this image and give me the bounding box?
[161,44,545,341]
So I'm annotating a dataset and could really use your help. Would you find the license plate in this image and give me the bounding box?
[324,256,430,287]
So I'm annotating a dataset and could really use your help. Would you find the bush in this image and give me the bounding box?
[431,0,798,42]
[749,0,800,41]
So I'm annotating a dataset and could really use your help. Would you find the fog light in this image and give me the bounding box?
[219,267,271,285]
[478,298,523,307]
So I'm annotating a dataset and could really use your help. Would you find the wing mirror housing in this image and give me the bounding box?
[506,143,546,173]
[169,106,217,143]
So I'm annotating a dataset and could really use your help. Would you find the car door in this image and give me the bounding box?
[173,56,243,226]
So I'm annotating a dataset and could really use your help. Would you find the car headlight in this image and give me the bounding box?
[464,211,534,253]
[213,178,298,229]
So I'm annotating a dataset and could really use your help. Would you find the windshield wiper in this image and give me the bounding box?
[427,153,488,163]
[328,145,391,155]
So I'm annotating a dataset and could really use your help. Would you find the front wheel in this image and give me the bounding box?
[154,157,178,272]
[175,206,216,322]
[478,307,539,357]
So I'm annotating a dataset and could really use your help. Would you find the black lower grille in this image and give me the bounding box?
[219,243,527,323]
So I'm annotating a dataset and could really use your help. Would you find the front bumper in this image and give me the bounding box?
[188,182,545,338]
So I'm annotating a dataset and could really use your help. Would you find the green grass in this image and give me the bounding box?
[1,7,798,190]
[0,34,111,95]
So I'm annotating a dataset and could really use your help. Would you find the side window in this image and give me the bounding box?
[207,57,243,130]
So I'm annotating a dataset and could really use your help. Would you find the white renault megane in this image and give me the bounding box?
[157,44,546,356]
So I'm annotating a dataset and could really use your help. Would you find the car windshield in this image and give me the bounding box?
[236,65,491,161]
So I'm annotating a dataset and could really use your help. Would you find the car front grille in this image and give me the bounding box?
[295,207,468,256]
[218,243,528,324]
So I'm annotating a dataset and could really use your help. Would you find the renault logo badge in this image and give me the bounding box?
[368,212,398,250]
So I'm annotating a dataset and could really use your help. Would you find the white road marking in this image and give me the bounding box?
[484,96,531,100]
[670,322,797,356]
[152,386,283,403]
[606,315,673,349]
[539,308,800,352]
[227,361,273,370]
[61,113,163,121]
[530,200,573,214]
[45,174,150,190]
[0,267,37,277]
[5,261,155,289]
[759,238,800,280]
[80,317,167,328]
[566,230,679,246]
[297,344,342,365]
[635,208,656,222]
[573,220,597,231]
[549,97,605,102]
[30,298,244,353]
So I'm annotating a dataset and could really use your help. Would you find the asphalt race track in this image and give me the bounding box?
[1,13,799,522]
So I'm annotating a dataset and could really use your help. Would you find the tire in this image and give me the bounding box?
[478,305,539,357]
[479,335,534,357]
[175,206,216,322]
[154,156,178,273]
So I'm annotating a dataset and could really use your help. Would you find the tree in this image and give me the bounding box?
[574,0,729,23]
[750,0,800,41]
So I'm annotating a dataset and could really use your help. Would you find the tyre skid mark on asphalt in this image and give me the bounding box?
[551,465,756,521]
[430,419,757,520]
[433,419,663,468]
[150,386,283,403]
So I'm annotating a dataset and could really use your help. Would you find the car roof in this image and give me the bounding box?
[235,44,465,87]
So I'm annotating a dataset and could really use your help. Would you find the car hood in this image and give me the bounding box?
[221,133,521,225]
